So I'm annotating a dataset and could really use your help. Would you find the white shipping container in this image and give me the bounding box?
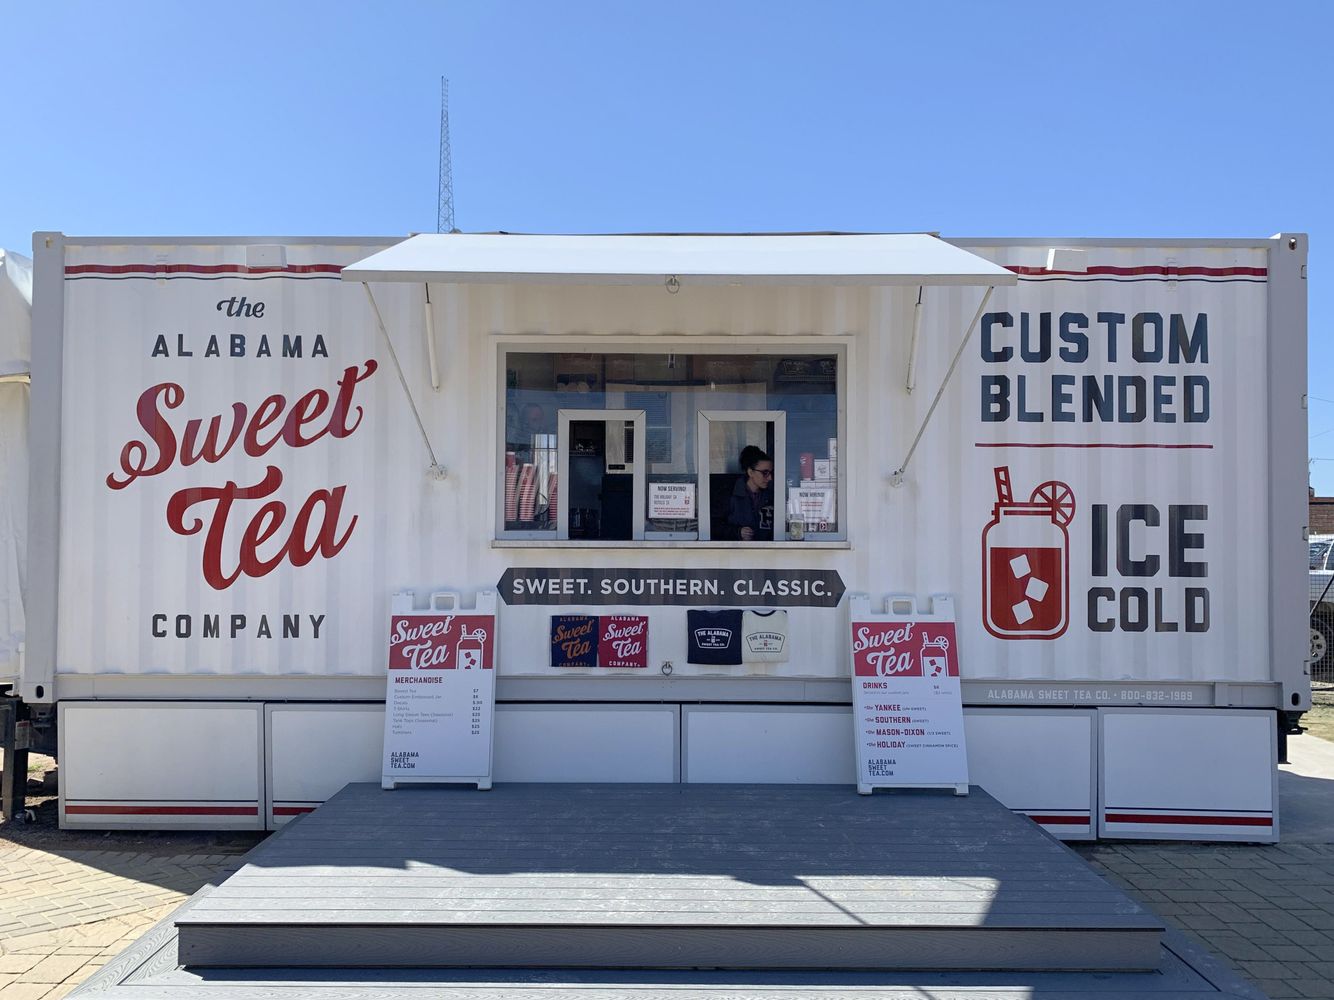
[9,232,1307,838]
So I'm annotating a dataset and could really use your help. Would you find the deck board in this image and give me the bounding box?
[74,885,1263,1000]
[175,783,1164,971]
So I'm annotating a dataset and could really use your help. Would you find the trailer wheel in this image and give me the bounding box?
[1311,617,1334,681]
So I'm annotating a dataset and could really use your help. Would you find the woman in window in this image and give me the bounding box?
[727,446,775,541]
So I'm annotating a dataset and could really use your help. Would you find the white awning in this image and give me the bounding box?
[340,233,1016,287]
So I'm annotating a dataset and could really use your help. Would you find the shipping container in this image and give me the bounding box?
[0,248,30,690]
[4,231,1309,840]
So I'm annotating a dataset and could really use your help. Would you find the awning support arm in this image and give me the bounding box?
[423,284,441,391]
[904,286,924,393]
[889,285,995,488]
[361,283,447,480]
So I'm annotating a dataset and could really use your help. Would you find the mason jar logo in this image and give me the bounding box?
[982,466,1075,640]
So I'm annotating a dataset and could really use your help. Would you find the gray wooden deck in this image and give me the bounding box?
[75,895,1264,1000]
[175,783,1163,972]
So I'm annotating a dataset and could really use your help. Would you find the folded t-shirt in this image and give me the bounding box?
[598,615,648,668]
[742,609,788,662]
[687,609,743,666]
[550,614,598,667]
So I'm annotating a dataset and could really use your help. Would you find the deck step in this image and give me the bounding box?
[175,783,1163,971]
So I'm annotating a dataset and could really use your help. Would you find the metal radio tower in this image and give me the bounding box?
[437,77,457,234]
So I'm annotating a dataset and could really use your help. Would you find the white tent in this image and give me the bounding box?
[0,248,32,684]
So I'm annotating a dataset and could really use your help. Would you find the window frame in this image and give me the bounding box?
[495,339,848,546]
[696,410,787,542]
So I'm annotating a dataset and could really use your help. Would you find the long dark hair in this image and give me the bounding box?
[739,445,771,472]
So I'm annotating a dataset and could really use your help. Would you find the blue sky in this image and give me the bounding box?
[2,2,1329,486]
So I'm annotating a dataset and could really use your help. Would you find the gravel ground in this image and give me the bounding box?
[1299,680,1334,743]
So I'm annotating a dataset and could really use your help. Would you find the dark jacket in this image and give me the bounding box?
[725,477,774,541]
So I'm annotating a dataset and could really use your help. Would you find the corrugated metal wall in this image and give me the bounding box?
[54,240,1273,687]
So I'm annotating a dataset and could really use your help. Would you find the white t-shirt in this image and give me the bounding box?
[742,610,789,663]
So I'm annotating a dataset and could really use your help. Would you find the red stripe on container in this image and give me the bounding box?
[1105,812,1271,827]
[1027,814,1091,825]
[273,806,318,816]
[65,804,258,816]
[65,263,343,276]
[975,443,1214,450]
[1007,265,1267,277]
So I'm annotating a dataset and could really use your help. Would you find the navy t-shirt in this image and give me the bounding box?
[551,614,598,667]
[687,609,743,666]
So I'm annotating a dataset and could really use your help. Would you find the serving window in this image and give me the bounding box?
[500,347,843,544]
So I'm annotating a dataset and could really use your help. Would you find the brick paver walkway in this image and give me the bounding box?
[1,736,1332,998]
[1077,841,1334,999]
[0,846,248,999]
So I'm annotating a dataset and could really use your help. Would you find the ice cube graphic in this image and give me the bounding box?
[1012,600,1034,625]
[1025,577,1049,602]
[1009,554,1031,578]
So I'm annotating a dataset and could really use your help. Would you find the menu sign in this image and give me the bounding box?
[382,593,497,790]
[849,596,968,795]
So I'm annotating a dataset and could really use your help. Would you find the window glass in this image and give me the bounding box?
[705,419,777,541]
[504,353,606,533]
[566,417,636,541]
[502,350,840,541]
[775,357,839,535]
[1312,540,1332,570]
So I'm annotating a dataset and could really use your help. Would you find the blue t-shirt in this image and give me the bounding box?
[687,609,743,666]
[550,614,598,667]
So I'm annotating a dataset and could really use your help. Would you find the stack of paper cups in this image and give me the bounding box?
[504,464,520,522]
[518,464,537,522]
[547,472,558,525]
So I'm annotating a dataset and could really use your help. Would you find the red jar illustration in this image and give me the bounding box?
[921,632,953,677]
[982,466,1075,640]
